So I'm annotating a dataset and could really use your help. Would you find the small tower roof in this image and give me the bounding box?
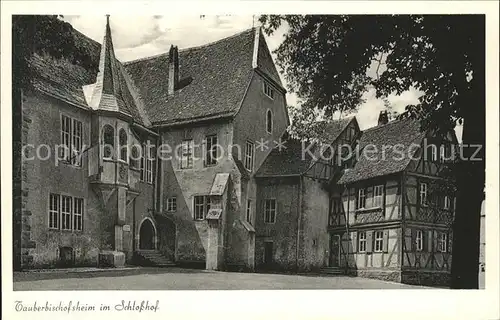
[89,15,125,112]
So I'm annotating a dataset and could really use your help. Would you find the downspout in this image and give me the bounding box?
[343,183,350,273]
[296,175,303,272]
[153,130,161,213]
[400,172,406,272]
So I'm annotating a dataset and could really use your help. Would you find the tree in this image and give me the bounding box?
[260,15,485,288]
[12,15,97,270]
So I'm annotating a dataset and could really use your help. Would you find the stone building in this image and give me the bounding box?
[14,17,457,285]
[14,17,288,271]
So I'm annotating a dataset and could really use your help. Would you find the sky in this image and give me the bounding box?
[64,15,461,138]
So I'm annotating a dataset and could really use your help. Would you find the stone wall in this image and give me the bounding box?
[20,92,112,268]
[255,176,300,271]
[299,177,329,271]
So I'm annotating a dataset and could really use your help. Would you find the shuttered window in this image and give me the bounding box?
[357,188,366,209]
[374,231,384,252]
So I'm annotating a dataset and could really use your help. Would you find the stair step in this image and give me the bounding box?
[136,251,175,267]
[320,267,345,275]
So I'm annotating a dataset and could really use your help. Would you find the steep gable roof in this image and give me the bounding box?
[124,28,258,126]
[314,116,355,144]
[256,117,357,178]
[255,139,314,177]
[254,29,283,88]
[30,22,148,125]
[337,118,425,184]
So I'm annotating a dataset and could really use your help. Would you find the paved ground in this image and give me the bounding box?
[13,267,431,290]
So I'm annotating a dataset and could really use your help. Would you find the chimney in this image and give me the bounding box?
[378,110,389,126]
[168,45,179,95]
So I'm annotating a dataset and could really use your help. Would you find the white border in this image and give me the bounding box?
[1,1,499,320]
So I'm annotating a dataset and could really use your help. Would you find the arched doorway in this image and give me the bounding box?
[139,219,156,250]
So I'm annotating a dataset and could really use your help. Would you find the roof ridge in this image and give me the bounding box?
[362,118,414,133]
[123,27,256,66]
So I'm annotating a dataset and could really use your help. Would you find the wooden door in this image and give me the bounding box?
[329,234,341,267]
[264,241,273,265]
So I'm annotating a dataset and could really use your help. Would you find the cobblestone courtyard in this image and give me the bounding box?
[13,268,432,290]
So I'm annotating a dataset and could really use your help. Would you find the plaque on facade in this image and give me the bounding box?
[123,225,131,232]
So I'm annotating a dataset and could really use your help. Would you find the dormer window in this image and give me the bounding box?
[119,129,128,162]
[263,82,275,99]
[266,110,273,134]
[102,125,114,160]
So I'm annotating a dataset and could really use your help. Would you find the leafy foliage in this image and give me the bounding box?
[260,15,484,135]
[261,14,485,288]
[12,15,98,89]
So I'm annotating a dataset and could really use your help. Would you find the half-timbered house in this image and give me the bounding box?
[14,17,457,286]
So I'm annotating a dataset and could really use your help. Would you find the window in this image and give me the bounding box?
[205,135,218,166]
[358,232,367,252]
[72,119,83,166]
[167,197,177,212]
[349,127,356,141]
[329,198,342,225]
[263,82,275,99]
[438,232,448,253]
[373,185,384,207]
[357,188,366,209]
[194,195,210,220]
[374,231,384,252]
[73,198,84,231]
[61,115,83,166]
[266,110,273,134]
[130,144,141,169]
[246,199,252,223]
[146,145,154,184]
[420,182,428,206]
[429,145,438,162]
[49,194,60,229]
[48,194,84,232]
[416,230,423,251]
[264,199,276,223]
[444,196,451,210]
[61,195,72,231]
[244,141,255,171]
[102,125,114,160]
[181,139,193,169]
[119,129,128,162]
[140,142,154,183]
[140,143,145,181]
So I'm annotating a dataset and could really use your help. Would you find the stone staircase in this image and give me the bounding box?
[320,267,346,276]
[136,250,176,267]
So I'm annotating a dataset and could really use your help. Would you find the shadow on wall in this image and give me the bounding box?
[161,160,206,263]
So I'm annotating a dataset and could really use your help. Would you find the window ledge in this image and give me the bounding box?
[355,207,382,214]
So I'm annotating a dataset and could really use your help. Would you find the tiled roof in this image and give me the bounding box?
[30,25,147,125]
[255,31,283,87]
[255,139,314,177]
[124,28,258,126]
[314,116,355,144]
[256,117,355,178]
[337,118,425,184]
